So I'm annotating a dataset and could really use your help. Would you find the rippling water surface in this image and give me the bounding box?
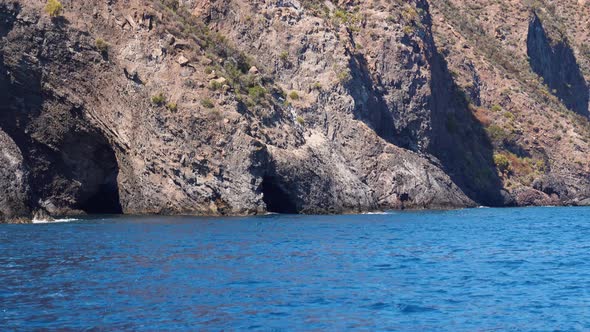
[2,207,590,330]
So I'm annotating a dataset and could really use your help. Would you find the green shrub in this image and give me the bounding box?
[332,8,361,28]
[151,93,166,106]
[248,85,266,102]
[279,51,289,61]
[337,70,352,84]
[402,6,419,22]
[95,38,109,54]
[491,104,502,112]
[201,98,215,108]
[296,116,305,125]
[503,111,515,121]
[209,80,223,91]
[486,125,508,143]
[166,103,178,112]
[493,153,511,173]
[333,9,348,21]
[289,91,300,100]
[45,0,63,17]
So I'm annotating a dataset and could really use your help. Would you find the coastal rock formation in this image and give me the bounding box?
[1,0,589,222]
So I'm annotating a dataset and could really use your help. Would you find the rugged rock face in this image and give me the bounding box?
[1,0,589,222]
[0,129,29,221]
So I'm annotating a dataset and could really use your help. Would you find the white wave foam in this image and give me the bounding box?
[32,218,79,224]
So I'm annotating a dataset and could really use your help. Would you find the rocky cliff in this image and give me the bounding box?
[1,0,589,222]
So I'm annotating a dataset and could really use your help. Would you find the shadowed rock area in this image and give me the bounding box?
[527,13,589,117]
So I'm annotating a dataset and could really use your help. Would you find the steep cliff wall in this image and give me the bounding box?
[1,0,589,222]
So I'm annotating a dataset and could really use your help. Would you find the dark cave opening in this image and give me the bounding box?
[0,63,123,216]
[73,141,123,215]
[81,182,122,214]
[261,176,298,214]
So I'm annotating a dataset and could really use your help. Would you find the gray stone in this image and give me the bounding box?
[178,55,189,66]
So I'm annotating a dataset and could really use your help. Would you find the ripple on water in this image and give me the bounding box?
[365,302,390,310]
[397,304,437,314]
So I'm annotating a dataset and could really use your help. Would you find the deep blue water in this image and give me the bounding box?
[2,207,590,331]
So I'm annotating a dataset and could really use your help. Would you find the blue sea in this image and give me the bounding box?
[2,207,590,331]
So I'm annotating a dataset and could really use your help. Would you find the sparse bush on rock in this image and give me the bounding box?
[151,93,166,106]
[201,98,215,109]
[45,0,63,17]
[95,38,109,54]
[494,153,511,174]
